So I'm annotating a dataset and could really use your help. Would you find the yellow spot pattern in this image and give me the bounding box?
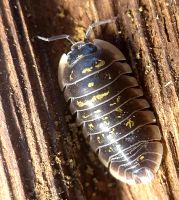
[116,96,120,103]
[125,118,135,128]
[115,107,123,113]
[76,91,109,108]
[102,116,108,120]
[94,109,101,114]
[110,102,116,106]
[105,73,112,79]
[88,123,94,130]
[76,100,85,107]
[95,60,105,68]
[91,91,109,102]
[109,128,115,134]
[97,136,102,144]
[103,120,110,126]
[88,82,94,88]
[82,67,93,74]
[82,114,91,119]
[108,146,114,153]
[139,155,145,161]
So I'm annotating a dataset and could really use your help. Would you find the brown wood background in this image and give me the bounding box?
[0,0,179,199]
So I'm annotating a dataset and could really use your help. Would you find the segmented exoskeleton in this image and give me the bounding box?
[38,18,163,185]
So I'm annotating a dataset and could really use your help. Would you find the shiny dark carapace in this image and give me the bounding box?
[58,39,163,185]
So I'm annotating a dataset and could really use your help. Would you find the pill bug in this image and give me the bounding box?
[38,18,163,185]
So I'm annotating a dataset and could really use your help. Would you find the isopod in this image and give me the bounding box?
[38,18,163,185]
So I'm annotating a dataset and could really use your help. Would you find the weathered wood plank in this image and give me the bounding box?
[0,0,178,199]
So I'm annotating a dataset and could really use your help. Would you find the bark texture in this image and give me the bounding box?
[0,0,178,199]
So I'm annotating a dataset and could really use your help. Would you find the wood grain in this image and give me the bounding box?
[0,0,178,199]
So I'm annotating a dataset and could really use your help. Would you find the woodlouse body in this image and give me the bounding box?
[58,39,163,185]
[38,18,163,184]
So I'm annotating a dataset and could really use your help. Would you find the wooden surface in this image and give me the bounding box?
[0,0,178,199]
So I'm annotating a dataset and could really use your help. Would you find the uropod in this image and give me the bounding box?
[38,18,163,185]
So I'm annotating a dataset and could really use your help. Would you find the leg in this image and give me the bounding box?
[37,34,75,44]
[85,16,117,40]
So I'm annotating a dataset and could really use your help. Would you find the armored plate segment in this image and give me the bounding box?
[58,39,163,185]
